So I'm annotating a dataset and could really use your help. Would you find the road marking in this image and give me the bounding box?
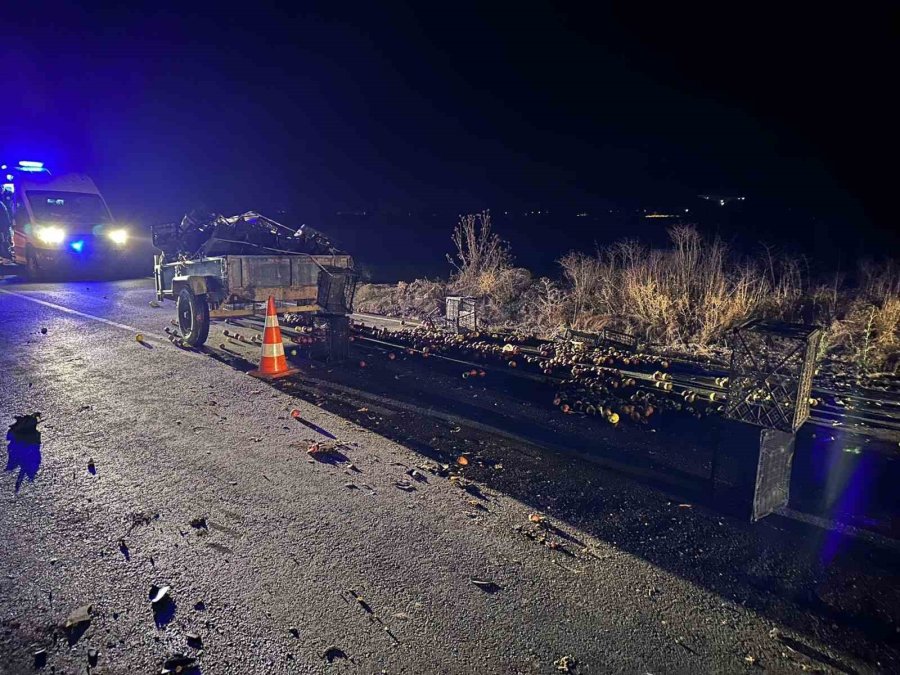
[0,288,157,335]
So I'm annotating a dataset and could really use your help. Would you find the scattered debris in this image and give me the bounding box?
[345,482,359,489]
[40,327,48,334]
[64,604,92,629]
[87,648,99,666]
[150,585,171,605]
[744,654,757,666]
[193,601,206,611]
[553,560,581,574]
[323,646,348,663]
[470,578,502,593]
[161,653,197,674]
[206,542,233,554]
[456,455,469,466]
[63,603,92,645]
[288,627,300,638]
[395,481,416,492]
[189,517,208,530]
[127,511,154,533]
[34,649,47,669]
[406,468,427,482]
[185,632,202,648]
[87,458,96,475]
[149,300,161,307]
[528,513,546,525]
[9,412,41,436]
[348,589,373,614]
[151,586,176,628]
[677,503,693,509]
[554,655,577,672]
[153,210,344,259]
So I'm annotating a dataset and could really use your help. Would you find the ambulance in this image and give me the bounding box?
[0,161,130,278]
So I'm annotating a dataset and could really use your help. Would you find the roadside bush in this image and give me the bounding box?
[556,226,788,347]
[354,279,446,319]
[357,214,899,374]
[826,261,900,374]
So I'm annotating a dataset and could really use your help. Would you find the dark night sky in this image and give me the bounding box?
[2,3,896,278]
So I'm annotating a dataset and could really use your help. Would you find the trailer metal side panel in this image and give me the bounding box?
[156,253,354,305]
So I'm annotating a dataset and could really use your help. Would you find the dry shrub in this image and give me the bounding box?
[519,277,568,335]
[447,211,512,293]
[827,261,900,374]
[556,226,789,346]
[354,280,446,319]
[360,215,899,374]
[446,211,531,323]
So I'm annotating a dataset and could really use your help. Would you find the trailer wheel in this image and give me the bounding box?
[176,288,210,347]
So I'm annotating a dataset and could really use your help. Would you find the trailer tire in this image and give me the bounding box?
[176,288,210,347]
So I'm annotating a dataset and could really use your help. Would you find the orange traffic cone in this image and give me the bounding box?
[249,296,298,380]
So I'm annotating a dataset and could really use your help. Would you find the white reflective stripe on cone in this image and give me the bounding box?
[265,315,279,328]
[262,342,285,358]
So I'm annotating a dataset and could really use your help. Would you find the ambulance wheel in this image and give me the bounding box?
[176,288,210,347]
[25,246,43,280]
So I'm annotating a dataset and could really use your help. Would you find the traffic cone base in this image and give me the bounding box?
[250,296,299,380]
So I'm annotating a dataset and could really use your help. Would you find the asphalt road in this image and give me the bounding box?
[1,277,898,674]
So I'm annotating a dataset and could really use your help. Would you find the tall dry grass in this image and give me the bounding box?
[826,260,900,374]
[557,226,788,347]
[356,214,900,374]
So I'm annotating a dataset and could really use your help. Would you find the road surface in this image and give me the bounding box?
[1,277,898,674]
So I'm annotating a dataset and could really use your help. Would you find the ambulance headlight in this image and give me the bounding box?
[107,229,129,245]
[35,226,66,245]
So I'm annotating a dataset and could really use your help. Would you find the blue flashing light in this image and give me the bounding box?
[15,162,48,173]
[70,240,85,253]
[5,174,12,181]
